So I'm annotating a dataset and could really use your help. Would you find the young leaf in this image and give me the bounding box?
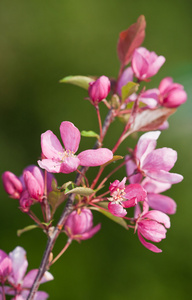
[121,81,139,102]
[129,107,176,133]
[17,225,38,237]
[60,75,93,90]
[117,15,146,67]
[65,187,95,196]
[81,130,99,139]
[101,155,124,167]
[92,202,128,229]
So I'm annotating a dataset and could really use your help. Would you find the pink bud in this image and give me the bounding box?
[158,77,187,108]
[0,249,12,283]
[23,167,44,202]
[64,208,101,241]
[116,67,134,96]
[88,76,110,104]
[2,171,23,199]
[19,190,33,212]
[131,47,165,80]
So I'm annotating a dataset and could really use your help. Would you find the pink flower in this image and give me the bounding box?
[64,208,101,241]
[2,172,23,199]
[131,47,165,80]
[108,177,147,217]
[141,177,176,214]
[38,121,113,174]
[126,131,183,184]
[158,77,187,108]
[116,67,134,96]
[0,250,12,283]
[5,246,53,300]
[135,203,170,253]
[88,76,111,104]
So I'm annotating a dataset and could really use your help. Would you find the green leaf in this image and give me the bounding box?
[17,225,38,237]
[48,190,66,212]
[81,130,99,139]
[92,202,128,230]
[65,187,95,196]
[122,81,139,102]
[59,75,93,90]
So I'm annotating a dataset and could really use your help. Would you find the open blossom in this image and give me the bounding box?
[64,208,101,241]
[88,75,110,104]
[126,131,183,184]
[131,47,165,80]
[3,246,53,300]
[38,121,113,174]
[108,177,147,217]
[158,77,187,108]
[142,177,176,214]
[134,202,170,253]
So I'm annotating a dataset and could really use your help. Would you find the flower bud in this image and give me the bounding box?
[116,67,133,96]
[64,208,101,241]
[2,171,23,199]
[158,77,187,108]
[88,76,110,104]
[131,47,165,80]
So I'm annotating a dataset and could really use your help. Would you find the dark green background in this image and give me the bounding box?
[0,0,192,299]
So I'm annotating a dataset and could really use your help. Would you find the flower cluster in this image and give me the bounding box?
[0,247,53,300]
[1,15,187,300]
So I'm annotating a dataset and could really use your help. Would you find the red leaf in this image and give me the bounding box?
[117,15,146,67]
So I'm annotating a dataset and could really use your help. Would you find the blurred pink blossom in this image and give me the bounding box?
[158,77,187,108]
[0,250,12,283]
[116,67,134,96]
[131,47,165,80]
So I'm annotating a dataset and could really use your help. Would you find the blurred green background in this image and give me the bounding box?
[0,0,192,299]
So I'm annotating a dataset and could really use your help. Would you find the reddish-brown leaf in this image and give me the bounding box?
[117,15,146,67]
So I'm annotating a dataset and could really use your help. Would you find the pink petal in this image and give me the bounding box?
[132,49,149,80]
[138,231,162,253]
[60,121,80,153]
[142,177,171,193]
[138,220,167,242]
[124,183,147,202]
[23,171,43,200]
[145,170,183,184]
[79,224,101,240]
[136,131,161,164]
[143,148,177,172]
[117,67,134,95]
[159,77,173,94]
[122,197,137,208]
[41,130,63,159]
[23,269,53,288]
[8,247,28,285]
[125,156,142,184]
[38,159,61,173]
[21,290,49,300]
[78,148,113,167]
[60,156,80,174]
[108,202,127,217]
[147,55,165,78]
[144,210,171,228]
[147,193,176,215]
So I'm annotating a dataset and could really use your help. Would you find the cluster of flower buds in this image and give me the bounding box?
[2,165,56,212]
[0,246,53,300]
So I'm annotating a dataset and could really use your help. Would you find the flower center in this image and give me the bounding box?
[108,188,126,204]
[59,149,76,162]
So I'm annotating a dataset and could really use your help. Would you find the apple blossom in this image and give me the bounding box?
[0,250,12,283]
[38,121,113,174]
[126,131,183,184]
[108,177,147,217]
[131,47,165,80]
[134,202,170,253]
